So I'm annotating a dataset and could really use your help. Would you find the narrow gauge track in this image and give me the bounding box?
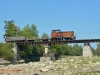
[15,39,100,45]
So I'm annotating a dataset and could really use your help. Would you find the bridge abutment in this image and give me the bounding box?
[40,44,55,62]
[83,42,93,58]
[12,43,20,62]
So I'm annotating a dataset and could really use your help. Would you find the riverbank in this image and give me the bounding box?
[0,56,100,75]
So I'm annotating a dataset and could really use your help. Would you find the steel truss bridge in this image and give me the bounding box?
[7,39,100,45]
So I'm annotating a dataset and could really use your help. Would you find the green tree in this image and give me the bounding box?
[0,43,13,60]
[3,20,20,60]
[72,44,82,56]
[4,20,20,37]
[64,45,73,55]
[95,43,100,56]
[51,43,83,58]
[91,47,96,55]
[41,33,49,39]
[51,44,62,58]
[51,44,70,58]
[19,24,44,61]
[19,24,38,39]
[31,24,39,37]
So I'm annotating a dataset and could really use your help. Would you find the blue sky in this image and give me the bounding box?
[0,0,100,48]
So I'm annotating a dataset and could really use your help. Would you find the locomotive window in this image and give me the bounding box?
[52,29,61,32]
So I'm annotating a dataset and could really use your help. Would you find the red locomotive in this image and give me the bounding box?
[51,29,76,41]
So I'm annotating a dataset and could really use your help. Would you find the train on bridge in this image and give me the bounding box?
[5,29,76,42]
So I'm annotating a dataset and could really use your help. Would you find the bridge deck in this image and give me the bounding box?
[14,39,100,45]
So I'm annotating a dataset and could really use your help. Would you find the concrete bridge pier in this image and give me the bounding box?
[44,44,51,54]
[83,42,93,58]
[40,44,55,62]
[11,43,20,62]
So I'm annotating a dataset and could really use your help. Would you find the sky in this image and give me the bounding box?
[0,0,100,49]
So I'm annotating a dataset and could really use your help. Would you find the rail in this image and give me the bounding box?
[14,39,100,45]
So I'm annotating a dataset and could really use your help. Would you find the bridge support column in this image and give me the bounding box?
[40,44,55,62]
[12,43,20,62]
[83,42,93,58]
[44,45,50,54]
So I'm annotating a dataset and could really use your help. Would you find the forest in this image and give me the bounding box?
[0,20,100,61]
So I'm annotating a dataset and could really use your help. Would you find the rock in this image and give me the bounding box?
[45,70,58,75]
[61,58,66,62]
[70,59,74,62]
[96,62,100,65]
[79,60,82,63]
[49,61,53,65]
[74,65,78,68]
[39,63,45,66]
[34,73,39,75]
[1,56,100,75]
[88,61,93,66]
[39,67,49,72]
[46,65,52,70]
[18,59,25,62]
[63,66,69,69]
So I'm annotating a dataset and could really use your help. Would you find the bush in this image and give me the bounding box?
[0,43,13,60]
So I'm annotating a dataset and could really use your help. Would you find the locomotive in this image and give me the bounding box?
[5,29,76,42]
[51,29,76,41]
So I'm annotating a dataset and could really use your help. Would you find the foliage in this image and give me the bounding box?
[0,43,13,60]
[51,44,63,57]
[18,24,44,60]
[72,44,82,56]
[20,45,44,59]
[4,20,20,37]
[91,46,96,55]
[51,44,82,58]
[41,33,49,39]
[95,43,100,55]
[19,24,39,39]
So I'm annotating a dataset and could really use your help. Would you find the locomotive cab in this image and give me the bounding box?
[51,29,61,41]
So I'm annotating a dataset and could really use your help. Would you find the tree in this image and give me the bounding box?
[95,43,100,56]
[91,47,96,55]
[19,24,44,61]
[31,24,39,38]
[19,24,38,39]
[51,44,70,58]
[72,44,82,56]
[4,20,20,37]
[0,43,13,60]
[51,43,83,58]
[64,45,73,55]
[41,33,49,39]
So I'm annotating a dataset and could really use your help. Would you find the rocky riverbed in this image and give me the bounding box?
[0,56,100,75]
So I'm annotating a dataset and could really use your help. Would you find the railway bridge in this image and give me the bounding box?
[5,38,100,62]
